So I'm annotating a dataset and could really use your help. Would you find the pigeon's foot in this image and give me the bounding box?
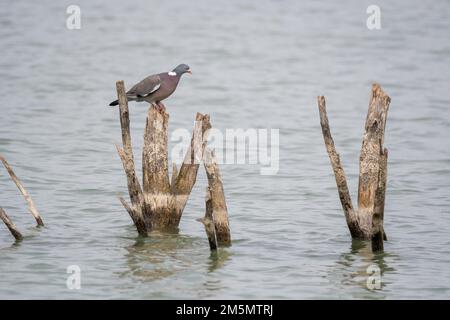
[156,102,166,112]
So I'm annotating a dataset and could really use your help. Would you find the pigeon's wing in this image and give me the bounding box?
[127,74,161,98]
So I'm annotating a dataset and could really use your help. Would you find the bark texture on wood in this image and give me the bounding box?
[197,187,218,251]
[174,114,211,198]
[0,207,23,241]
[358,84,390,209]
[318,84,390,252]
[204,148,231,246]
[372,147,388,251]
[0,155,44,226]
[172,112,211,226]
[115,81,147,236]
[318,96,362,239]
[143,107,170,195]
[115,80,211,234]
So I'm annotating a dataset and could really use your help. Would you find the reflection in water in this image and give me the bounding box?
[119,231,231,288]
[330,240,396,299]
[202,249,231,295]
[121,232,195,281]
[207,249,231,273]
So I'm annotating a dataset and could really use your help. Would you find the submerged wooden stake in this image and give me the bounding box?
[318,84,390,252]
[0,207,23,241]
[372,146,388,251]
[318,97,361,238]
[197,187,218,251]
[0,155,44,227]
[204,149,231,247]
[115,80,211,234]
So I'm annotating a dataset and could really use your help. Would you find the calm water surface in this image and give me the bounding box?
[0,0,450,299]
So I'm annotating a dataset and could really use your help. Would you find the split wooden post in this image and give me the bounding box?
[203,149,231,247]
[197,188,218,251]
[0,207,23,241]
[0,155,44,226]
[371,146,388,251]
[115,80,211,234]
[318,84,390,252]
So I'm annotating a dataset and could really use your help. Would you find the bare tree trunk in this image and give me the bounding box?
[318,84,390,252]
[357,84,391,237]
[0,207,23,241]
[115,80,211,234]
[143,107,171,195]
[204,148,231,246]
[0,155,44,227]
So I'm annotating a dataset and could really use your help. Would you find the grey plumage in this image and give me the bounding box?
[109,64,191,107]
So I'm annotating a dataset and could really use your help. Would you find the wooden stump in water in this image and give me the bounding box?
[318,84,390,252]
[203,149,231,246]
[0,154,44,227]
[197,187,218,251]
[1,154,43,242]
[115,80,211,235]
[198,149,232,250]
[0,207,23,241]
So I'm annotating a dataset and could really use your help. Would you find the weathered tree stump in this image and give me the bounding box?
[0,207,23,241]
[318,84,390,252]
[203,149,231,246]
[197,187,218,250]
[198,148,232,250]
[1,155,44,242]
[115,80,211,235]
[0,154,44,227]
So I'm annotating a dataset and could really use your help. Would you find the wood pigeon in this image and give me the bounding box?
[110,64,192,109]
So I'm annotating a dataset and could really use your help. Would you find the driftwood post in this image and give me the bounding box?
[203,149,231,246]
[0,155,44,226]
[198,148,231,250]
[318,84,390,252]
[0,207,23,241]
[197,188,218,250]
[115,80,211,235]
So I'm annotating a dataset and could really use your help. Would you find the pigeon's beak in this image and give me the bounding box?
[186,69,192,74]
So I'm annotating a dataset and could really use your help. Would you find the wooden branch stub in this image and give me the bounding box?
[317,96,361,238]
[117,81,133,156]
[0,207,23,241]
[115,81,144,208]
[371,147,388,252]
[175,113,211,195]
[0,154,44,227]
[198,187,218,251]
[119,196,147,236]
[204,148,231,246]
[173,113,211,221]
[116,145,144,208]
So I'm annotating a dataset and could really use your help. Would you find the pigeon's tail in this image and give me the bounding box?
[109,100,119,107]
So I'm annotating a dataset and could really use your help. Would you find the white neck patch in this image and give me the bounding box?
[168,71,177,76]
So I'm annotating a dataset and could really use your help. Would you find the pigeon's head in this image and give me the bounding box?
[172,64,192,76]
